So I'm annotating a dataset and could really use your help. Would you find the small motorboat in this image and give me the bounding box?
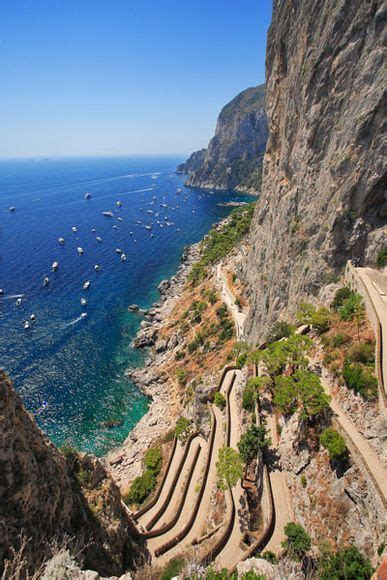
[30,313,36,321]
[116,201,122,207]
[77,247,84,255]
[129,231,133,236]
[81,312,88,319]
[112,225,118,229]
[24,321,30,330]
[115,248,122,254]
[72,226,78,233]
[150,233,154,238]
[81,297,87,306]
[9,206,16,212]
[94,264,100,271]
[176,188,182,193]
[0,288,3,296]
[145,225,152,230]
[43,277,50,287]
[136,220,143,224]
[117,217,124,222]
[102,211,114,217]
[96,236,102,242]
[84,192,92,200]
[16,298,22,307]
[161,203,168,208]
[147,210,153,214]
[120,253,127,261]
[52,261,59,272]
[58,237,65,245]
[91,228,96,233]
[83,281,90,290]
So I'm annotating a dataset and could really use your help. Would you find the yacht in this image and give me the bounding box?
[9,206,16,212]
[30,313,36,321]
[91,228,96,233]
[43,277,50,287]
[72,226,78,233]
[0,289,3,296]
[58,237,65,245]
[81,297,87,306]
[145,225,152,230]
[120,253,127,261]
[117,217,124,222]
[84,192,92,200]
[94,264,100,271]
[16,298,22,307]
[129,231,133,236]
[103,211,114,217]
[113,225,118,229]
[176,188,182,193]
[77,247,84,255]
[96,236,102,242]
[83,281,90,290]
[81,312,87,319]
[52,261,59,271]
[115,248,122,254]
[116,201,122,207]
[24,321,30,330]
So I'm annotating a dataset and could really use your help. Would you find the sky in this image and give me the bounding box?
[1,0,272,158]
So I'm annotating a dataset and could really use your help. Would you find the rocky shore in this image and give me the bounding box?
[104,242,202,489]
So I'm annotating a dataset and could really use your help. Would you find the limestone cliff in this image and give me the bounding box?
[243,0,386,342]
[0,371,145,577]
[177,84,268,192]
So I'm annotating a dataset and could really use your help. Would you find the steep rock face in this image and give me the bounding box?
[243,0,386,342]
[179,84,268,192]
[0,371,145,577]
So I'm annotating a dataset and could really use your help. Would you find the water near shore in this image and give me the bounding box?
[0,156,252,455]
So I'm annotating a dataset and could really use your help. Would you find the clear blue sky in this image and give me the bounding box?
[1,0,272,158]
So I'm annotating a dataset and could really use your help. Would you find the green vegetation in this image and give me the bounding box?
[242,380,257,411]
[338,292,363,322]
[175,417,192,441]
[376,247,387,268]
[274,370,330,418]
[282,522,311,559]
[331,333,351,347]
[259,550,277,564]
[144,447,163,475]
[320,428,348,461]
[189,203,256,284]
[160,557,186,580]
[347,341,374,364]
[297,302,331,334]
[124,470,156,506]
[265,320,293,344]
[319,546,373,580]
[331,287,352,310]
[216,447,244,490]
[300,474,307,488]
[256,334,313,383]
[214,391,226,410]
[238,423,271,464]
[176,367,188,385]
[240,572,265,580]
[342,362,378,399]
[60,444,78,464]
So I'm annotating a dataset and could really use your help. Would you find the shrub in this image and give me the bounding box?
[240,573,265,580]
[144,448,162,475]
[297,302,330,334]
[175,350,186,361]
[347,342,374,364]
[331,287,352,310]
[238,424,271,464]
[214,392,226,410]
[242,382,256,411]
[216,304,228,319]
[265,321,293,344]
[60,445,78,464]
[160,557,186,580]
[376,248,387,268]
[339,292,363,321]
[320,428,348,461]
[342,362,378,399]
[124,470,156,505]
[282,522,311,558]
[176,367,188,385]
[301,474,307,488]
[175,417,191,441]
[332,333,351,348]
[260,550,277,564]
[236,353,248,368]
[319,546,373,580]
[187,341,199,354]
[216,447,244,490]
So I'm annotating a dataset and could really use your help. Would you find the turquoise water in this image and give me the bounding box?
[0,156,251,455]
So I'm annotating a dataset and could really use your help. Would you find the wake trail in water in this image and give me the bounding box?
[1,294,25,299]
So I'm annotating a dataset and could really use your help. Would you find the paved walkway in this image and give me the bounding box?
[216,264,247,340]
[321,367,387,505]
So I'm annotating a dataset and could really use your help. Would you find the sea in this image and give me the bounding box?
[0,156,252,456]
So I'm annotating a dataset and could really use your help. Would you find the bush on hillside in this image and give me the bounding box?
[347,341,375,364]
[339,292,363,321]
[214,392,226,410]
[282,522,311,559]
[124,470,156,505]
[238,423,271,464]
[320,428,348,461]
[265,320,293,344]
[319,546,373,580]
[331,287,352,310]
[144,447,163,475]
[376,248,387,268]
[175,417,192,441]
[331,333,351,347]
[342,362,378,399]
[242,381,257,411]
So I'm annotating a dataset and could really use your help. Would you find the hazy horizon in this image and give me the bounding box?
[1,0,272,159]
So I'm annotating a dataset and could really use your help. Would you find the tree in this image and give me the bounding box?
[294,370,331,418]
[175,417,192,441]
[125,470,156,505]
[216,447,244,490]
[238,424,271,464]
[242,381,257,411]
[214,392,226,410]
[320,428,348,461]
[339,292,363,321]
[296,302,331,334]
[265,320,294,344]
[144,448,163,475]
[282,522,311,558]
[342,362,378,400]
[331,287,352,310]
[273,375,298,415]
[319,546,373,580]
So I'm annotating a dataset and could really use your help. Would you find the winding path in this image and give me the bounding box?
[216,264,247,340]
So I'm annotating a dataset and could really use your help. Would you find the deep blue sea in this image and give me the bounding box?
[0,156,251,455]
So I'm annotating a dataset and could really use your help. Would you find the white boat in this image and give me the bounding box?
[43,277,50,287]
[81,298,87,306]
[147,210,153,214]
[9,206,16,212]
[91,228,96,233]
[150,233,154,238]
[94,264,100,271]
[96,236,102,242]
[83,281,90,290]
[116,201,122,207]
[52,261,59,271]
[77,247,84,255]
[129,231,133,236]
[30,313,36,321]
[84,192,92,199]
[161,203,168,208]
[120,253,127,261]
[0,289,3,296]
[115,248,122,254]
[16,298,22,307]
[102,211,114,217]
[72,226,78,233]
[145,225,152,230]
[136,220,142,224]
[81,312,88,319]
[176,188,182,193]
[113,225,118,229]
[117,217,124,222]
[58,237,65,245]
[24,321,30,330]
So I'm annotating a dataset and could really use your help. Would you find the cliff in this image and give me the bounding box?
[177,84,268,192]
[243,0,386,342]
[0,370,146,577]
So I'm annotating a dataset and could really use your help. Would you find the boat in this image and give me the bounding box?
[30,313,36,321]
[129,231,133,236]
[91,228,96,233]
[81,312,88,319]
[77,247,84,255]
[24,321,30,330]
[176,188,182,193]
[145,225,152,230]
[147,210,153,214]
[115,248,122,254]
[52,261,59,271]
[16,298,22,307]
[120,253,127,261]
[81,297,87,306]
[102,211,114,217]
[0,289,3,296]
[116,201,122,207]
[113,225,118,229]
[161,203,168,208]
[58,237,65,245]
[83,281,90,290]
[72,226,77,233]
[136,220,142,224]
[96,236,102,242]
[150,233,154,238]
[117,217,124,222]
[94,264,100,271]
[9,206,16,212]
[43,277,50,287]
[84,192,92,200]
